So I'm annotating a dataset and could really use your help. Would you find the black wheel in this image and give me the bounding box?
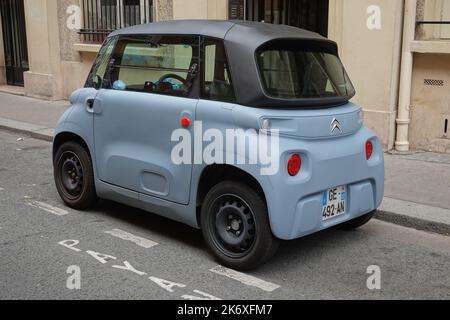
[201,181,279,270]
[337,211,376,230]
[54,141,97,210]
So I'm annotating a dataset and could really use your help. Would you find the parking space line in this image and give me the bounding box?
[27,201,69,216]
[209,265,280,292]
[104,229,159,249]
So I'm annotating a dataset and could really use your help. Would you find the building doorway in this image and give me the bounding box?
[245,0,329,37]
[0,0,29,86]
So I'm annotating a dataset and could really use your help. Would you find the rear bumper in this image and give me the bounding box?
[289,179,378,239]
[264,127,384,240]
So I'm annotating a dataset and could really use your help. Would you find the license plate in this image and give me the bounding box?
[322,185,347,221]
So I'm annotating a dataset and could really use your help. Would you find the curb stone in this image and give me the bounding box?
[0,117,53,142]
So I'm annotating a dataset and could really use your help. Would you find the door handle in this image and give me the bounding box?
[86,98,95,114]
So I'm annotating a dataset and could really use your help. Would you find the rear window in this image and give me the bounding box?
[256,42,355,100]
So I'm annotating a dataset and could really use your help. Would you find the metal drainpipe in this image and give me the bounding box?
[395,0,417,152]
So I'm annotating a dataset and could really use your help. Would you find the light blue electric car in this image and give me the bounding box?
[53,20,384,270]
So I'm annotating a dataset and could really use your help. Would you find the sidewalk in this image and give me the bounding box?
[0,91,449,235]
[381,152,450,235]
[0,92,68,141]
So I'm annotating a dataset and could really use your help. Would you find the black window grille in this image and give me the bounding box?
[80,0,153,43]
[245,0,329,37]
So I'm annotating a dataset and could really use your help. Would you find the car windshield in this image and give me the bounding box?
[256,44,355,100]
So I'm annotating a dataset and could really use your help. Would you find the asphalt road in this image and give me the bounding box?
[0,130,449,300]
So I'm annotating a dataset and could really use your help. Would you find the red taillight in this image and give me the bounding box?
[366,141,373,160]
[288,154,302,176]
[181,117,191,127]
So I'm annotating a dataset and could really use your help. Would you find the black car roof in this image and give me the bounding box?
[109,19,326,42]
[109,20,350,108]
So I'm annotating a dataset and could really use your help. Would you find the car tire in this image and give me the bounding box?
[54,141,97,210]
[201,181,279,271]
[337,211,376,231]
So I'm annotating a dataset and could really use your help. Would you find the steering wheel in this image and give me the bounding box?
[158,74,188,87]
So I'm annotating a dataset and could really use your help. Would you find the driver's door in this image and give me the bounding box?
[93,35,199,205]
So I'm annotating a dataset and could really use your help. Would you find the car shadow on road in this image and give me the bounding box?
[91,199,205,249]
[88,198,372,272]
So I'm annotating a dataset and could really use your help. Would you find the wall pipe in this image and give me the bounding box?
[395,0,417,152]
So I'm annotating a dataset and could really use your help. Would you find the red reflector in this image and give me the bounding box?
[366,141,373,160]
[181,117,191,127]
[288,154,302,176]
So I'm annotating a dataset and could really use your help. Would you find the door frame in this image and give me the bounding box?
[0,0,29,86]
[92,33,201,205]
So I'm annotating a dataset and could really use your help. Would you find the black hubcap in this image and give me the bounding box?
[209,195,256,258]
[59,152,83,197]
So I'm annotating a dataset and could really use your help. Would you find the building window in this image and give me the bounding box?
[228,0,245,20]
[441,0,450,39]
[245,0,329,37]
[416,0,450,40]
[80,0,153,43]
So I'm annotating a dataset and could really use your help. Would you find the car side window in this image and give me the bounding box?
[85,36,117,89]
[201,38,236,103]
[107,35,199,97]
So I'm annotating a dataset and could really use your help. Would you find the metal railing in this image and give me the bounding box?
[416,21,450,25]
[416,20,450,41]
[79,0,153,43]
[245,0,329,37]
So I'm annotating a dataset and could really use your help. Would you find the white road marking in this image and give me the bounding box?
[28,201,69,216]
[112,261,147,276]
[58,240,223,300]
[104,229,159,249]
[210,265,280,292]
[149,276,186,293]
[0,187,4,191]
[182,290,222,301]
[58,240,82,252]
[86,250,117,264]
